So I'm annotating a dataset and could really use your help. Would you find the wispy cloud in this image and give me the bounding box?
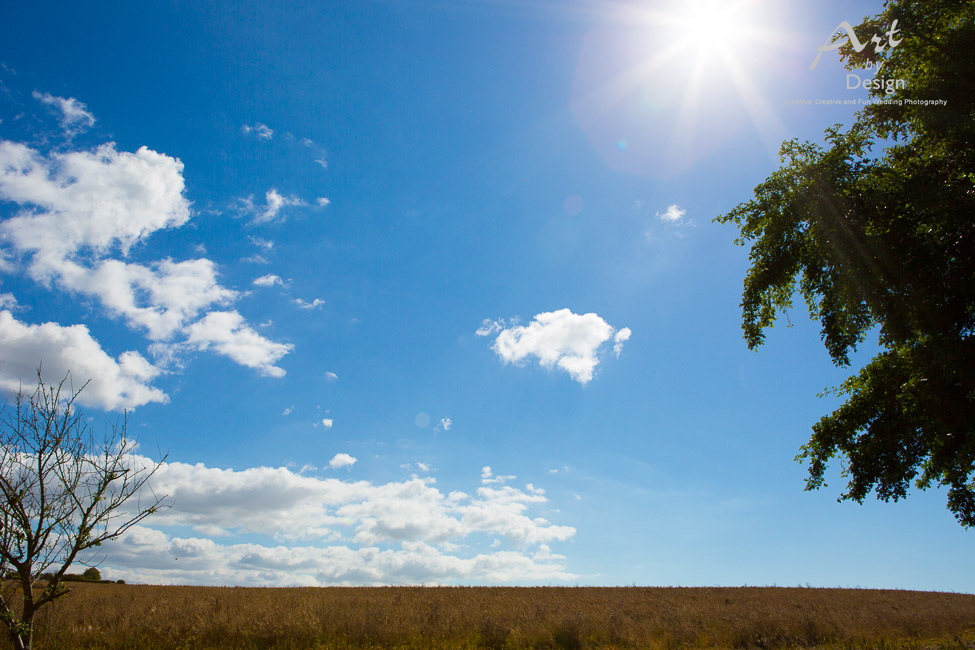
[32,91,95,134]
[294,297,324,310]
[259,189,305,224]
[234,189,306,224]
[656,204,687,222]
[242,122,273,140]
[476,318,504,337]
[249,236,274,252]
[480,466,515,485]
[613,328,632,357]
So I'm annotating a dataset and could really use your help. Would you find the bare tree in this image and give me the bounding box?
[0,370,167,650]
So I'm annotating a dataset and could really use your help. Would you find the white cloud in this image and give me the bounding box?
[321,418,334,429]
[329,453,356,469]
[0,141,246,342]
[248,236,274,252]
[324,371,338,381]
[0,292,16,309]
[97,459,575,586]
[613,327,632,357]
[475,318,503,337]
[316,197,330,207]
[61,258,237,341]
[417,462,431,472]
[184,311,293,377]
[485,309,629,384]
[656,204,687,222]
[314,159,328,169]
[241,123,273,140]
[32,91,95,134]
[480,466,515,485]
[294,297,324,310]
[253,274,284,288]
[254,189,305,224]
[0,310,166,410]
[435,417,452,432]
[0,141,190,260]
[101,527,575,586]
[282,405,294,416]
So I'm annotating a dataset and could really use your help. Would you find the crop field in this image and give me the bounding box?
[31,584,975,650]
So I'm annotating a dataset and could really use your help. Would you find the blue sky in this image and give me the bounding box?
[0,0,970,589]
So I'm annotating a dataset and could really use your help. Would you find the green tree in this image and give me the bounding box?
[0,371,167,650]
[81,567,101,582]
[716,0,975,525]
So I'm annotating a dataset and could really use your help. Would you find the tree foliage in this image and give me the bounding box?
[0,371,166,650]
[716,0,975,525]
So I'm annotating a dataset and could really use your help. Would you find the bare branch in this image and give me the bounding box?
[0,369,167,649]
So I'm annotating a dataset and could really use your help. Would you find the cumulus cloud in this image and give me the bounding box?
[329,453,356,469]
[253,274,285,288]
[0,138,291,379]
[0,141,241,340]
[656,204,687,222]
[435,417,452,432]
[32,91,95,134]
[184,311,293,377]
[484,309,629,384]
[0,310,166,410]
[324,371,338,381]
[321,418,334,429]
[241,123,273,140]
[97,459,575,585]
[0,141,190,260]
[316,197,330,207]
[66,258,236,341]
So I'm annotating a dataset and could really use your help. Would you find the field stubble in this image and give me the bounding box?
[31,584,975,650]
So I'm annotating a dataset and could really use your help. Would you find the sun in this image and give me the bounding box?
[657,0,763,66]
[569,0,790,176]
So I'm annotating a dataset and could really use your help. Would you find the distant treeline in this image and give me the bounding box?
[21,568,125,584]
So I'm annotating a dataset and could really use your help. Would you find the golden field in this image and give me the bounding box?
[30,584,975,650]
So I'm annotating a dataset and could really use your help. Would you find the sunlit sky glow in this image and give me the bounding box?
[0,0,971,589]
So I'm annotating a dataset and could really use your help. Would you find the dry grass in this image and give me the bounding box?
[30,584,975,650]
